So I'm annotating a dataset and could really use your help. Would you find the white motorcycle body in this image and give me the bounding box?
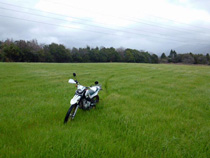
[64,74,101,123]
[68,78,101,108]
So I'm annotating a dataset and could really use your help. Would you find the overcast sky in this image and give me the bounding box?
[0,0,210,55]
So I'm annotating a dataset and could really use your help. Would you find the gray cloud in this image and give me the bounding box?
[0,0,210,55]
[190,0,210,13]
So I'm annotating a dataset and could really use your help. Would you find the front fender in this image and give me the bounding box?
[70,95,81,105]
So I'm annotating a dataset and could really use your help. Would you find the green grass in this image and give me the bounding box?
[0,63,209,158]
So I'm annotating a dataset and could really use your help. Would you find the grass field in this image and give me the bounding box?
[0,63,209,158]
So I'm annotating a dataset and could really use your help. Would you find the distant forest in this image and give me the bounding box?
[0,39,209,65]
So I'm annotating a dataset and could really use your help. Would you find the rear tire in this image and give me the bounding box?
[91,95,99,108]
[92,95,99,103]
[64,105,76,124]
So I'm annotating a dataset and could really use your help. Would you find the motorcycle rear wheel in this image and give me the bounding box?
[91,95,99,107]
[64,104,76,124]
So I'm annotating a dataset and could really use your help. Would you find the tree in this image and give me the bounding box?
[160,53,167,59]
[143,51,152,63]
[99,47,108,62]
[176,54,182,63]
[206,53,210,64]
[182,54,195,64]
[0,48,4,61]
[2,38,210,64]
[116,47,125,62]
[43,45,53,62]
[0,41,4,61]
[14,39,43,62]
[79,48,90,62]
[160,52,168,63]
[168,50,177,63]
[151,54,159,63]
[72,47,82,62]
[89,47,100,62]
[106,47,119,62]
[3,43,21,62]
[125,49,135,62]
[197,54,208,64]
[48,43,72,62]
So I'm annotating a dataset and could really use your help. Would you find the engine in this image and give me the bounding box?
[79,98,91,110]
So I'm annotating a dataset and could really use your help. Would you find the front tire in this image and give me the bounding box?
[64,105,76,124]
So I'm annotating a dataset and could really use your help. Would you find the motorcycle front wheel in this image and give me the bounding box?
[64,104,76,124]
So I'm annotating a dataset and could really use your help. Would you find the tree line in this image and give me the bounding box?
[0,39,209,65]
[160,50,210,65]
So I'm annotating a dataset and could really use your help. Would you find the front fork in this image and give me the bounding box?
[71,104,79,119]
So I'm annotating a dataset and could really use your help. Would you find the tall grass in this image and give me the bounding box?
[0,63,209,158]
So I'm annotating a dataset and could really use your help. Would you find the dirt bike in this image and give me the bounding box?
[64,73,102,123]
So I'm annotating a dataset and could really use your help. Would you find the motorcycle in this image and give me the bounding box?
[64,73,102,123]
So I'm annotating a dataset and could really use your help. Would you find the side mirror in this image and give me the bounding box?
[95,81,99,85]
[73,73,76,77]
